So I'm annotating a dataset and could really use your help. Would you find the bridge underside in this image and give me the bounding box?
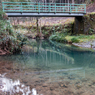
[6,12,84,17]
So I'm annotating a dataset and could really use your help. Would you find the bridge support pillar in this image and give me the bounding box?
[74,16,84,34]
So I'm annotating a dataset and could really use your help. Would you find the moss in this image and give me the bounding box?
[88,12,95,15]
[82,12,95,34]
[84,15,89,18]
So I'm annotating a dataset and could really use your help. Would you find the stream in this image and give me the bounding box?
[0,39,95,95]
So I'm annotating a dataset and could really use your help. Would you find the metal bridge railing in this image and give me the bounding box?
[2,2,86,14]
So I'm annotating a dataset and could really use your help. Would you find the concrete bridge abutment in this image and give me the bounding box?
[74,16,84,34]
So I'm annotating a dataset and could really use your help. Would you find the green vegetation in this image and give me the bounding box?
[0,10,27,54]
[13,21,73,39]
[12,12,95,44]
[50,33,95,43]
[65,34,95,43]
[49,12,95,43]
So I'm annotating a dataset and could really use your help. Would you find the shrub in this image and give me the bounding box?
[49,34,67,43]
[0,10,27,54]
[71,38,79,43]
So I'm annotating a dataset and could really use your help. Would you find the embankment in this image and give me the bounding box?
[0,10,27,55]
[49,12,95,50]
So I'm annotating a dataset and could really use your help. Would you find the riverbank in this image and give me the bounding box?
[49,12,95,50]
[63,34,95,50]
[13,17,74,39]
[10,11,95,51]
[0,10,27,55]
[13,16,95,50]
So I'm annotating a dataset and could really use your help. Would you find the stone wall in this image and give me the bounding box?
[83,13,95,34]
[74,12,95,34]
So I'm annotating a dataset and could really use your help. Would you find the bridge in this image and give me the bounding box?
[2,2,86,17]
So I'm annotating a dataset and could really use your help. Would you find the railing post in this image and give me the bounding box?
[21,2,22,13]
[38,2,40,13]
[41,5,43,12]
[2,2,4,12]
[75,7,77,12]
[49,3,50,12]
[55,3,56,13]
[70,3,71,13]
[84,4,86,14]
[63,6,64,12]
[34,4,36,12]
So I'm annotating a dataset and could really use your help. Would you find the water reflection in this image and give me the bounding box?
[8,39,95,71]
[0,74,42,95]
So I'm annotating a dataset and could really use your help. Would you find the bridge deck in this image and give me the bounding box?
[6,12,84,17]
[2,2,86,17]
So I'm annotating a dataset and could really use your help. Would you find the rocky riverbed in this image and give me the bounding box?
[0,59,95,95]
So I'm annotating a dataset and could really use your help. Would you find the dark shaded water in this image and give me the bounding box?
[0,39,95,95]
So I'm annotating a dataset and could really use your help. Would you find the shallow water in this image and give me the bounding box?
[0,39,95,95]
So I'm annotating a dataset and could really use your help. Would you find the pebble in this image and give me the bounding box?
[92,80,95,84]
[76,85,82,89]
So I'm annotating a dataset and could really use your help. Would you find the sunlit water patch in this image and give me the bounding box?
[0,74,42,95]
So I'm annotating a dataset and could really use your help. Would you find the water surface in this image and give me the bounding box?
[0,39,95,95]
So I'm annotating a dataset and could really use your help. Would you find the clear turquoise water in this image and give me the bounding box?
[2,39,95,71]
[0,39,95,95]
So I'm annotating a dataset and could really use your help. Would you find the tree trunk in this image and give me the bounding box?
[36,17,39,32]
[40,18,42,34]
[68,0,69,11]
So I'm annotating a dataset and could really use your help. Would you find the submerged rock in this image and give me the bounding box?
[76,84,82,89]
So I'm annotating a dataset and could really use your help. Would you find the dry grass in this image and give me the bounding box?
[11,17,74,27]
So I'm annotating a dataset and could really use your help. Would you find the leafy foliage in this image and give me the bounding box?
[49,33,68,43]
[0,10,27,54]
[71,38,79,43]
